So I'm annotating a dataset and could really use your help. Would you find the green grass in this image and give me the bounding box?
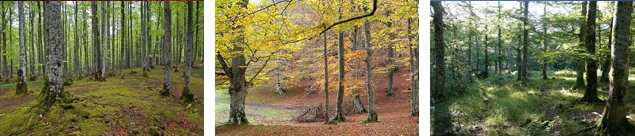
[433,70,631,135]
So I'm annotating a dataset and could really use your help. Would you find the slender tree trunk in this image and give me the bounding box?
[16,1,28,95]
[161,1,173,97]
[141,1,149,78]
[92,1,104,81]
[363,17,377,122]
[575,1,587,89]
[332,8,346,122]
[120,1,125,78]
[600,18,613,83]
[581,1,601,103]
[596,2,632,134]
[29,9,35,79]
[386,10,396,96]
[75,2,79,79]
[351,25,366,114]
[193,1,199,66]
[541,4,548,80]
[38,1,43,78]
[323,30,331,125]
[179,1,194,103]
[175,12,180,72]
[408,17,418,116]
[521,1,529,84]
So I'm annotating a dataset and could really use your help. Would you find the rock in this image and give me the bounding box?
[365,124,369,127]
[130,122,136,126]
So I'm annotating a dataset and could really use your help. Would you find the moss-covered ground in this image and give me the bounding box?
[432,70,635,135]
[0,64,204,135]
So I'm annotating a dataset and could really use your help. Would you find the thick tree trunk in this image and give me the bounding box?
[575,1,587,89]
[101,2,106,80]
[16,1,28,95]
[223,0,250,125]
[596,2,632,134]
[161,1,173,97]
[179,1,194,103]
[38,1,67,109]
[581,1,601,103]
[432,1,445,101]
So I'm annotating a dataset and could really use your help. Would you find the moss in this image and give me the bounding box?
[361,111,378,123]
[179,88,194,103]
[15,78,28,96]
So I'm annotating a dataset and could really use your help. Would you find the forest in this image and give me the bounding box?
[431,1,635,135]
[0,1,204,135]
[215,0,419,135]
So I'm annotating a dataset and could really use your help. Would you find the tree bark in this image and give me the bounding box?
[521,1,529,84]
[363,17,377,123]
[332,8,346,122]
[432,1,445,101]
[575,1,587,89]
[120,1,125,78]
[38,1,67,109]
[407,17,418,116]
[581,1,601,103]
[16,1,28,95]
[600,18,613,83]
[179,1,194,103]
[596,2,632,134]
[161,1,173,97]
[142,1,149,78]
[75,2,80,79]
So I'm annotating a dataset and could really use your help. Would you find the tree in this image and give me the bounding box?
[595,1,632,134]
[91,1,104,81]
[16,1,28,95]
[432,1,445,102]
[120,1,125,79]
[332,8,346,122]
[38,1,67,109]
[541,3,548,80]
[161,1,173,97]
[179,1,194,103]
[363,8,378,123]
[75,1,80,79]
[580,1,601,103]
[101,2,107,80]
[574,1,587,89]
[141,1,149,78]
[408,16,418,117]
[520,1,529,84]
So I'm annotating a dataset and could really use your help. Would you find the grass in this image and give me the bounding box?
[0,65,204,135]
[433,70,633,135]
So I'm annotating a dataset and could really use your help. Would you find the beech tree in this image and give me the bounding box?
[16,1,27,95]
[596,1,632,134]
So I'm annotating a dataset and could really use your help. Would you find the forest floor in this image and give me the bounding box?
[215,66,419,135]
[432,70,635,135]
[0,63,204,135]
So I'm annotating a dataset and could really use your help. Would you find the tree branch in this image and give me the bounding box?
[246,53,275,85]
[216,51,231,77]
[317,0,378,37]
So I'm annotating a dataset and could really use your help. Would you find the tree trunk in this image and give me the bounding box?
[521,1,529,84]
[363,18,377,122]
[407,17,418,116]
[38,1,67,109]
[600,17,613,83]
[16,1,28,95]
[179,1,194,103]
[581,1,601,103]
[575,1,587,89]
[38,1,43,78]
[29,8,35,78]
[141,1,149,78]
[193,1,199,66]
[120,1,125,78]
[161,1,173,97]
[497,1,502,74]
[542,4,548,80]
[75,2,80,79]
[351,25,366,114]
[386,11,396,97]
[92,1,104,81]
[596,2,632,134]
[432,1,445,101]
[175,12,180,72]
[332,8,346,122]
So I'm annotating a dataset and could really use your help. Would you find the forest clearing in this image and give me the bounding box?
[215,0,419,135]
[431,1,635,135]
[0,1,204,135]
